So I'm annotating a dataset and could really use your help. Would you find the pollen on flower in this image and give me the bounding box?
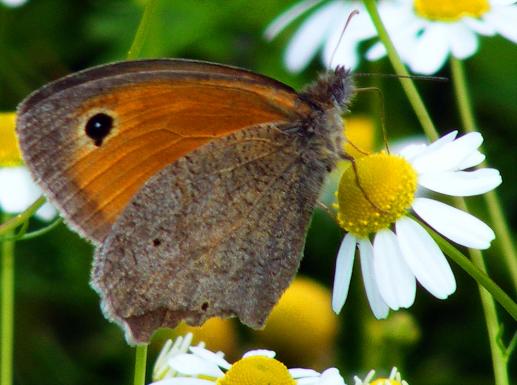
[414,0,490,22]
[0,112,23,167]
[336,153,417,237]
[216,355,295,385]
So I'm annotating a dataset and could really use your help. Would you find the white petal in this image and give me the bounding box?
[456,150,485,170]
[419,168,502,196]
[0,167,56,221]
[284,2,342,72]
[34,203,57,221]
[412,198,495,249]
[373,230,416,310]
[463,16,496,36]
[264,0,324,40]
[358,239,390,319]
[168,353,224,378]
[391,134,427,161]
[490,0,516,5]
[365,41,387,61]
[398,143,428,161]
[408,24,450,74]
[426,130,458,150]
[332,233,357,313]
[150,379,214,385]
[189,346,230,370]
[289,368,320,379]
[449,24,479,59]
[319,368,346,385]
[403,131,456,163]
[411,132,483,174]
[296,378,320,385]
[0,167,40,213]
[484,6,517,43]
[396,217,456,299]
[243,349,275,358]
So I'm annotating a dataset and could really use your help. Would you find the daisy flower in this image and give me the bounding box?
[332,131,502,318]
[367,0,517,74]
[354,367,408,385]
[265,0,379,72]
[151,337,346,385]
[0,112,56,221]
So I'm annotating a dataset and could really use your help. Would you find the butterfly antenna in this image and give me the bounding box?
[354,72,449,82]
[328,9,360,69]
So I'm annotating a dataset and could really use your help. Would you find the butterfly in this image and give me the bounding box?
[16,59,354,344]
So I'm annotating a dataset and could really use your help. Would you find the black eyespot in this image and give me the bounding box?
[201,302,209,311]
[152,239,161,247]
[85,112,113,146]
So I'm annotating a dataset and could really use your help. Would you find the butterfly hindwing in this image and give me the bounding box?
[91,122,330,344]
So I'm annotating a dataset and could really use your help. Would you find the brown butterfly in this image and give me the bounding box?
[16,59,354,344]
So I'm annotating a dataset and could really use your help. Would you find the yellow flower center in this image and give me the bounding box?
[216,356,295,385]
[371,379,402,385]
[336,153,417,238]
[414,0,490,22]
[0,112,23,167]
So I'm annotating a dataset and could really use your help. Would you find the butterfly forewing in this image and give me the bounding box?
[16,59,312,243]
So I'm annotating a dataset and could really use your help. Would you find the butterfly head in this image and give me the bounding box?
[300,66,355,112]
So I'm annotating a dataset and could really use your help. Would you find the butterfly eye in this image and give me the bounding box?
[85,112,114,146]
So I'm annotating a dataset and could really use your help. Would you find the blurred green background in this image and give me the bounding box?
[0,0,515,384]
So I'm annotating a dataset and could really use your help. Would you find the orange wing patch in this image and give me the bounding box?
[62,78,308,241]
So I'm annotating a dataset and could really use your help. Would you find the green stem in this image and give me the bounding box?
[133,345,148,385]
[426,224,517,321]
[0,196,45,238]
[424,217,512,385]
[450,58,517,293]
[127,0,159,60]
[450,58,477,131]
[0,218,63,242]
[128,3,156,383]
[470,249,510,385]
[449,58,511,385]
[1,213,14,385]
[362,0,439,141]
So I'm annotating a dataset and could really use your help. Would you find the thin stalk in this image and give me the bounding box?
[449,57,511,385]
[470,248,510,385]
[0,218,62,242]
[425,222,517,321]
[1,213,14,385]
[127,0,159,60]
[362,0,439,141]
[0,196,45,237]
[450,58,517,293]
[133,345,148,385]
